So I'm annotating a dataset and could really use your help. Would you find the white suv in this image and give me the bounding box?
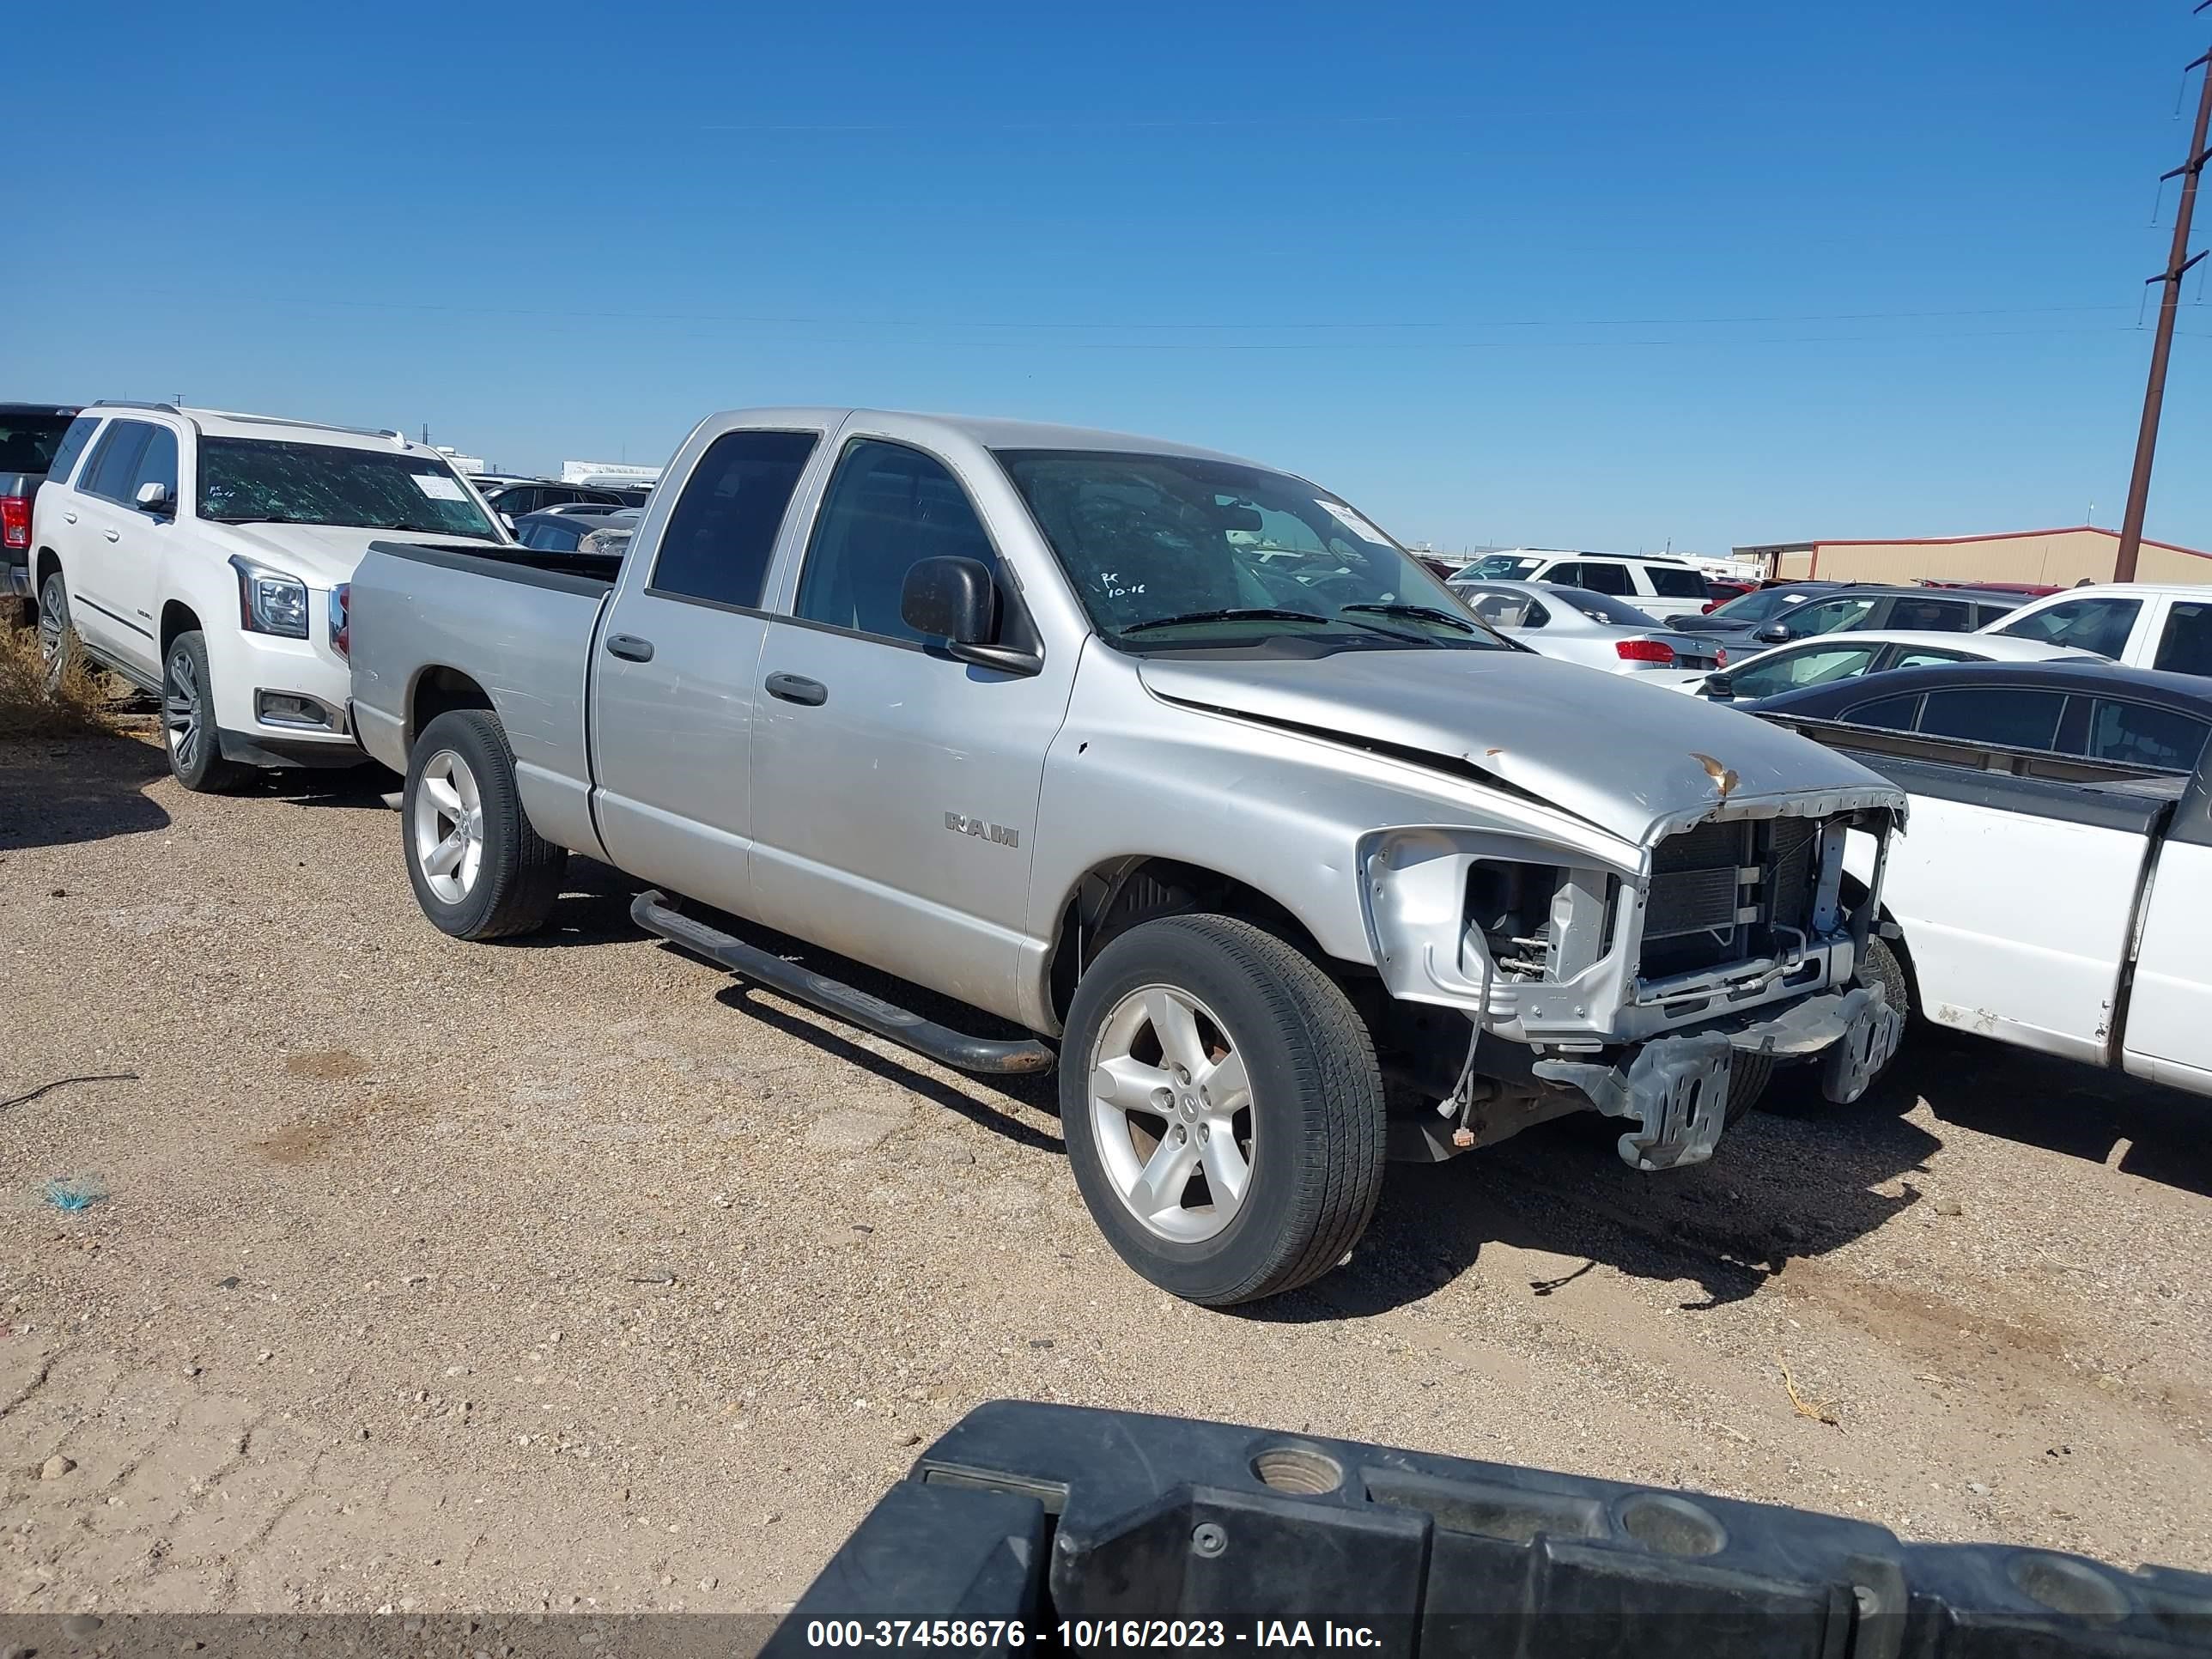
[29,404,508,790]
[1449,548,1712,623]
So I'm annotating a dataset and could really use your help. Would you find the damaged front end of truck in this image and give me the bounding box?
[1361,770,1905,1173]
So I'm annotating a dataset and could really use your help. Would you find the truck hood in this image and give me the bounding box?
[1135,647,1902,847]
[210,524,505,589]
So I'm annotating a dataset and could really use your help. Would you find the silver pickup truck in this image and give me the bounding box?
[347,408,1905,1305]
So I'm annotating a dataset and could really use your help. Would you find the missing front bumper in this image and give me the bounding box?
[1530,982,1901,1171]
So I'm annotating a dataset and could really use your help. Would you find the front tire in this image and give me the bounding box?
[1059,914,1386,1307]
[403,709,567,940]
[162,631,249,793]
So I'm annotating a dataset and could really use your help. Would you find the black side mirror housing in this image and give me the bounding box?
[1753,623,1791,645]
[1702,672,1735,701]
[901,556,1042,676]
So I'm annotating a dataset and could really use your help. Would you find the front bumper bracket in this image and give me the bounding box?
[1529,982,1904,1170]
[1533,1033,1735,1173]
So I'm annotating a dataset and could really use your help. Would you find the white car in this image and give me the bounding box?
[1449,548,1712,624]
[1448,580,1725,673]
[1977,582,2212,679]
[30,403,508,791]
[1653,629,2100,702]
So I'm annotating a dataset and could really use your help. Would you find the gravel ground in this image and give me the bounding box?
[3,727,2209,1619]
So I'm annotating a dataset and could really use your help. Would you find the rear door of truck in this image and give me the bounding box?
[585,423,828,920]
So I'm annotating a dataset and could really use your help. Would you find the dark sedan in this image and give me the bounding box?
[1747,659,2212,773]
[1672,582,2026,648]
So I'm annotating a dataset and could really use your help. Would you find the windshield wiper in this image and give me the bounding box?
[1121,607,1343,635]
[1339,602,1476,635]
[205,514,316,526]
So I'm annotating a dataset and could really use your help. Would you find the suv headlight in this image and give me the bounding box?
[229,556,310,639]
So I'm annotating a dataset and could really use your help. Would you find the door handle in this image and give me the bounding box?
[104,528,120,543]
[605,634,654,662]
[764,672,828,707]
[64,511,77,524]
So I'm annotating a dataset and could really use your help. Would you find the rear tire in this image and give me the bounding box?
[1060,914,1386,1307]
[161,631,250,793]
[403,709,567,940]
[36,570,78,695]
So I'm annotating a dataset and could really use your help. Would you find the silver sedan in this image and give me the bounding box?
[1448,580,1726,675]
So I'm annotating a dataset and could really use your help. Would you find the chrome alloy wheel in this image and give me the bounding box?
[1087,985,1255,1243]
[162,643,206,771]
[412,749,485,903]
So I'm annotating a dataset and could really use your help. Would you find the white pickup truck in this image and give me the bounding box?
[1762,692,2212,1097]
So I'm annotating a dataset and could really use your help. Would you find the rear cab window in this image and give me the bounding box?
[648,429,821,611]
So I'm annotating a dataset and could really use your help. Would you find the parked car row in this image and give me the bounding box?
[16,393,2209,1309]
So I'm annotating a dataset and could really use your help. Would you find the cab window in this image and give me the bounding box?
[795,440,997,644]
[1994,596,2139,659]
[2154,602,2212,678]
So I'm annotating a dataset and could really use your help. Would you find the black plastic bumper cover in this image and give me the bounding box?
[768,1401,2212,1655]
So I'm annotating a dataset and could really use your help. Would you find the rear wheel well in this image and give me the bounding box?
[1048,857,1341,1026]
[160,600,203,659]
[410,667,495,749]
[31,548,61,615]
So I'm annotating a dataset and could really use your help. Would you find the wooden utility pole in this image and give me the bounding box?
[2116,9,2212,583]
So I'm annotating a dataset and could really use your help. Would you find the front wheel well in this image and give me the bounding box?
[408,666,496,749]
[1841,872,1918,999]
[1047,856,1345,1026]
[160,600,204,659]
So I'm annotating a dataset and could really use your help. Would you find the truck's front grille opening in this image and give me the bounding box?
[1638,818,1820,982]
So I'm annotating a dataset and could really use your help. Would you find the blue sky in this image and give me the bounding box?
[8,0,2211,556]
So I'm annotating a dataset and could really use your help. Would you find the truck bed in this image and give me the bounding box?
[349,538,613,859]
[364,538,622,593]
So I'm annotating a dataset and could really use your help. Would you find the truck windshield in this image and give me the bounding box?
[994,449,1506,650]
[198,439,501,539]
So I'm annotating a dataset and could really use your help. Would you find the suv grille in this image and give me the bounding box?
[1639,817,1820,981]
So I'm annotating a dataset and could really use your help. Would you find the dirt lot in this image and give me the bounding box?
[3,727,2210,1619]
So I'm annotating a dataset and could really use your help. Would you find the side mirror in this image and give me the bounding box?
[1753,623,1791,645]
[1702,672,1735,701]
[135,481,173,515]
[500,512,517,532]
[901,556,1041,677]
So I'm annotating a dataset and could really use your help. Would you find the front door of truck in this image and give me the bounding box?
[746,435,1072,1024]
[587,427,823,918]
